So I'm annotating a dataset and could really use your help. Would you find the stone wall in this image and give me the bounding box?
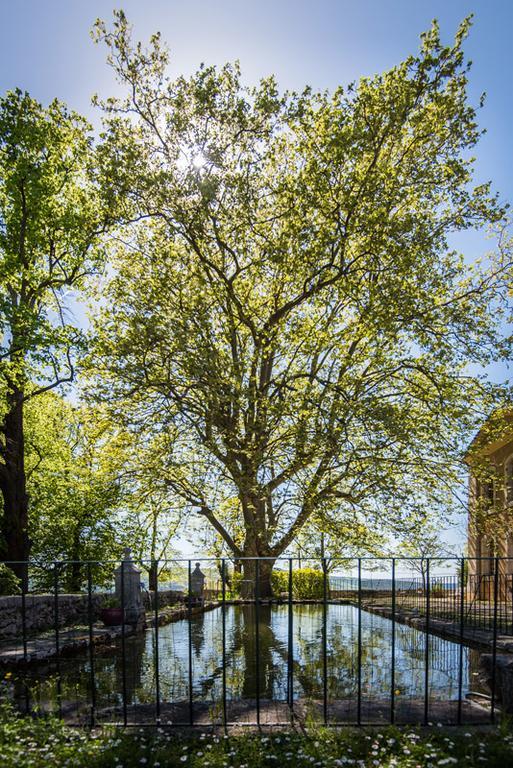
[142,590,184,610]
[0,594,104,640]
[0,589,184,640]
[480,653,513,713]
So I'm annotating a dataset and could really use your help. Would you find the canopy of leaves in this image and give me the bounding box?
[0,89,111,403]
[87,14,510,560]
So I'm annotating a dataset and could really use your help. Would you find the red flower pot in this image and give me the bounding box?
[100,607,124,626]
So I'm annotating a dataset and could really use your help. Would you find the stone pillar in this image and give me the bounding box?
[190,562,206,604]
[115,548,146,628]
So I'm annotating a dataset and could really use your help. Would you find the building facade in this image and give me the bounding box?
[467,412,513,587]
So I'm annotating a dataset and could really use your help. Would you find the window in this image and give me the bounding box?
[505,457,513,505]
[507,537,513,575]
[481,480,495,508]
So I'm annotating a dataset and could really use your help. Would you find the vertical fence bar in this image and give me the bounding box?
[154,560,161,724]
[87,563,96,727]
[509,575,513,634]
[21,568,29,714]
[221,558,227,730]
[322,557,328,725]
[457,557,465,725]
[54,562,62,718]
[500,573,505,634]
[423,558,430,726]
[491,556,499,723]
[287,557,294,719]
[255,559,261,727]
[120,558,128,726]
[390,558,396,725]
[357,558,362,725]
[488,563,493,631]
[188,560,194,726]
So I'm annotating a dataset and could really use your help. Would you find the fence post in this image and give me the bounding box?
[54,562,62,718]
[154,560,160,724]
[508,561,513,634]
[87,563,96,727]
[221,558,227,730]
[390,558,396,725]
[491,556,499,723]
[457,557,465,725]
[21,566,29,715]
[188,559,193,725]
[423,558,430,725]
[322,556,328,725]
[255,558,261,727]
[287,557,294,718]
[120,557,128,726]
[357,558,362,726]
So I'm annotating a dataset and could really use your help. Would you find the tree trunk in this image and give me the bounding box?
[148,513,158,591]
[236,604,276,698]
[215,558,231,588]
[66,528,83,592]
[0,387,29,590]
[148,559,158,591]
[67,561,83,593]
[241,557,275,599]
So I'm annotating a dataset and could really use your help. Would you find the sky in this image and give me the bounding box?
[1,0,512,557]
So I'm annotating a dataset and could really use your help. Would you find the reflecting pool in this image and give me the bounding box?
[17,604,488,723]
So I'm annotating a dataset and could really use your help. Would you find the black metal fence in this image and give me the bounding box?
[0,556,512,728]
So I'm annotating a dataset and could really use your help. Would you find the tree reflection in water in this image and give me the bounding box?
[21,604,487,712]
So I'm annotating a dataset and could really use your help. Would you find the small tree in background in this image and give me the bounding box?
[25,395,131,590]
[398,523,456,592]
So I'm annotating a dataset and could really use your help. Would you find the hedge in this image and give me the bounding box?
[271,567,324,599]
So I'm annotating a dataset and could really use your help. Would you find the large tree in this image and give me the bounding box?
[90,14,509,595]
[0,90,109,584]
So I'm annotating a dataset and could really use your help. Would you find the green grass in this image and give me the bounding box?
[1,697,512,767]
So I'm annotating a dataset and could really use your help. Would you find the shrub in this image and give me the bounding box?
[0,564,21,596]
[271,567,324,599]
[231,570,244,596]
[228,566,324,599]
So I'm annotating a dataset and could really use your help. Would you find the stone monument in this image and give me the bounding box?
[115,548,146,628]
[190,562,206,605]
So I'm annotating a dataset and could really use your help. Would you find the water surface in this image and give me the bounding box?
[20,604,487,721]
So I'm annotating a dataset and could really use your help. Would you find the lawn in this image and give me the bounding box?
[1,696,512,768]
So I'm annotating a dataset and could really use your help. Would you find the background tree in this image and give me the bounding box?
[118,432,183,590]
[90,14,509,595]
[0,90,110,584]
[397,522,456,592]
[294,510,386,573]
[25,395,129,590]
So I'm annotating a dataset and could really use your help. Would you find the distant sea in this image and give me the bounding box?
[329,576,456,591]
[151,576,457,592]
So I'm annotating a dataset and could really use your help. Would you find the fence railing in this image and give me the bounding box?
[0,556,511,727]
[333,572,513,636]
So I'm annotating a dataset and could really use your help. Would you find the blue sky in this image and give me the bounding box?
[2,0,512,200]
[1,0,512,555]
